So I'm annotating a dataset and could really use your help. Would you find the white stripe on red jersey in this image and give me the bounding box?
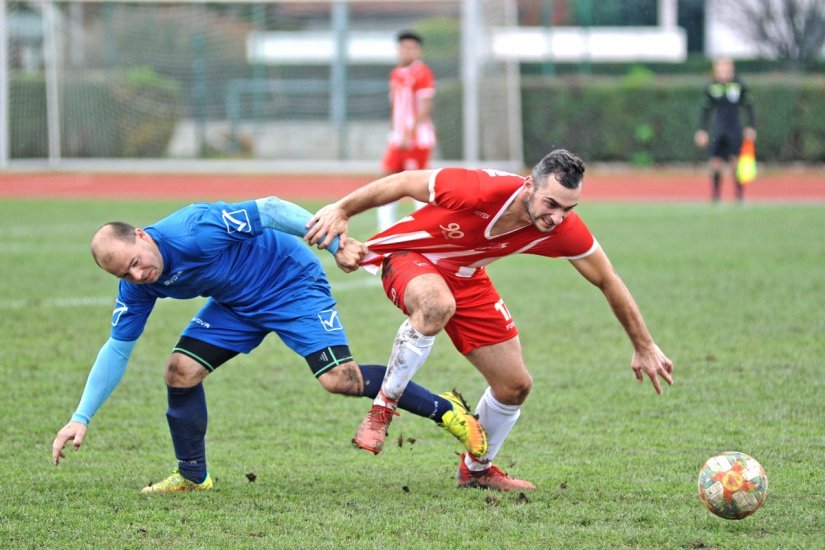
[388,60,436,148]
[361,168,598,276]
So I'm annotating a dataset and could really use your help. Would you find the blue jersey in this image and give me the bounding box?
[110,200,328,341]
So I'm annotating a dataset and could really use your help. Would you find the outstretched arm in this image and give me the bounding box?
[570,248,674,394]
[255,196,340,254]
[305,170,433,249]
[255,196,368,269]
[52,337,137,464]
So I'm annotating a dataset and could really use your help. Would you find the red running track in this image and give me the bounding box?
[1,167,823,203]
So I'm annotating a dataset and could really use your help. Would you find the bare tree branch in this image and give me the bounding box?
[712,0,825,64]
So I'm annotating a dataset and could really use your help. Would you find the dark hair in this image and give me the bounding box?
[397,30,423,45]
[531,149,585,189]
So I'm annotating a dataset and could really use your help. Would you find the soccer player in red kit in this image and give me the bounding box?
[376,30,436,232]
[307,149,674,491]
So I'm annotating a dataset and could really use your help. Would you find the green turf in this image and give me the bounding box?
[1,198,823,549]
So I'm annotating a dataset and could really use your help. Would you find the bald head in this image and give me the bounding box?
[91,222,136,269]
[90,221,163,284]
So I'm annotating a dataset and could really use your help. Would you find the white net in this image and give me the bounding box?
[3,0,522,171]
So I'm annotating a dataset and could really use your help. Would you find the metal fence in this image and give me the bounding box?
[1,0,523,172]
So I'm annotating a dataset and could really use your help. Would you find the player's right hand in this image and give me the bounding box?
[52,421,87,465]
[694,130,708,148]
[334,238,367,273]
[307,204,350,250]
[631,344,674,395]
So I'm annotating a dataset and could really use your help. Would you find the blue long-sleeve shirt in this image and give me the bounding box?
[71,197,338,424]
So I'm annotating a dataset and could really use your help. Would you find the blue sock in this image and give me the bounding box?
[166,384,208,484]
[359,364,451,421]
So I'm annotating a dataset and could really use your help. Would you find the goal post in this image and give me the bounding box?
[463,0,523,168]
[2,0,523,172]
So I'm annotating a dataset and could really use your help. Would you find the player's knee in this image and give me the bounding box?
[493,375,533,406]
[317,361,363,396]
[164,354,208,387]
[412,294,455,335]
[517,376,534,402]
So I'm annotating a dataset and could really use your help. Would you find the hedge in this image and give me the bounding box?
[11,69,825,163]
[10,67,181,158]
[520,73,825,164]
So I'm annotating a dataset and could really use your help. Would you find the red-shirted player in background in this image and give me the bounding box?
[307,149,674,491]
[376,30,436,232]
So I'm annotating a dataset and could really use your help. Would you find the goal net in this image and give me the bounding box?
[3,0,522,172]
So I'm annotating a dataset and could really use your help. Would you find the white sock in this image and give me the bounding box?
[373,389,398,411]
[376,319,435,404]
[465,386,521,472]
[377,203,397,232]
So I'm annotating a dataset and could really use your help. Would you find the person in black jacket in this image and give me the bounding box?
[694,58,757,203]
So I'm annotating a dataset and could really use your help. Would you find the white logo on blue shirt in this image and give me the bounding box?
[222,208,252,234]
[162,271,184,286]
[111,300,128,326]
[318,309,343,332]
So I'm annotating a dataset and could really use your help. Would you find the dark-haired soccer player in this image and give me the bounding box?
[52,197,486,493]
[307,149,674,491]
[376,29,437,232]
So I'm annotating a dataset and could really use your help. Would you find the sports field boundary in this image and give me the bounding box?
[1,164,823,203]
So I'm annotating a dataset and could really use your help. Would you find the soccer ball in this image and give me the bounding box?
[697,451,767,520]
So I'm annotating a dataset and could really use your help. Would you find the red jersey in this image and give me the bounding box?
[362,168,598,276]
[388,60,436,148]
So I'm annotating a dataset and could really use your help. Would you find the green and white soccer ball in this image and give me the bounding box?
[697,451,767,520]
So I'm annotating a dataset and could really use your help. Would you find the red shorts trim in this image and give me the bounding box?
[380,252,518,355]
[382,145,432,173]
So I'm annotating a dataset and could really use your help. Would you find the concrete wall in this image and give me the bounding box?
[167,119,395,162]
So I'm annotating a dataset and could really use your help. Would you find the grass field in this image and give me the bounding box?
[1,198,824,549]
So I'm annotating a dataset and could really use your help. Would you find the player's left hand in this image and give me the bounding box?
[52,421,87,465]
[334,238,367,273]
[307,204,349,250]
[744,127,757,142]
[631,344,674,394]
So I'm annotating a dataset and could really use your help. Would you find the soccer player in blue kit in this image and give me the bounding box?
[51,197,486,493]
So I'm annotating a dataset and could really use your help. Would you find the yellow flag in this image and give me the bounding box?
[737,138,757,185]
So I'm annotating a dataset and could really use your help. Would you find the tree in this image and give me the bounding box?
[713,0,825,66]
